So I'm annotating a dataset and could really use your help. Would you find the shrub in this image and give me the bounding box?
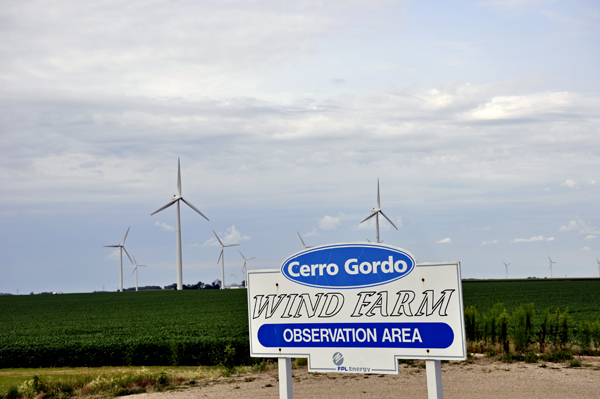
[524,352,538,363]
[498,312,510,353]
[540,351,573,362]
[4,386,20,399]
[511,303,535,352]
[577,320,593,351]
[252,360,267,372]
[296,358,308,367]
[464,306,479,342]
[591,321,600,351]
[483,303,507,345]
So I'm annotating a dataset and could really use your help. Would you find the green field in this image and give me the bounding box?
[0,290,250,368]
[462,278,600,324]
[1,279,599,368]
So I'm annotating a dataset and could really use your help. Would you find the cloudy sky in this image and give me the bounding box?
[1,0,599,294]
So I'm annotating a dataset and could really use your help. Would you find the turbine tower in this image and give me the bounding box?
[239,250,256,275]
[503,262,510,279]
[103,227,134,293]
[151,158,209,290]
[548,256,556,278]
[131,256,147,292]
[297,231,313,250]
[213,230,238,289]
[360,178,398,243]
[596,258,599,278]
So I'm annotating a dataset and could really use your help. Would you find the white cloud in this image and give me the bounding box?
[154,221,175,232]
[561,179,579,189]
[304,228,320,237]
[585,235,598,240]
[395,216,403,228]
[203,226,250,246]
[481,239,498,245]
[559,218,600,237]
[319,215,342,230]
[436,237,452,244]
[580,246,591,251]
[104,249,121,261]
[511,236,554,243]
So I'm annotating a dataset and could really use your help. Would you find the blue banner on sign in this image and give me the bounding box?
[281,244,416,289]
[257,322,454,349]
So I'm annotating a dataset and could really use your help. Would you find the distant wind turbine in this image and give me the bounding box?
[239,250,256,275]
[131,256,147,292]
[297,232,313,250]
[503,262,510,279]
[230,268,238,285]
[548,256,556,278]
[103,227,134,293]
[360,179,398,243]
[213,230,239,289]
[151,158,209,290]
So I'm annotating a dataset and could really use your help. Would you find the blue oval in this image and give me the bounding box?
[281,243,416,289]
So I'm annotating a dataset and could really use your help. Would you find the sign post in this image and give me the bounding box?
[247,243,465,398]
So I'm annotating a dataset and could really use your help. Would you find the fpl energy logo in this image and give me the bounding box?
[281,243,416,289]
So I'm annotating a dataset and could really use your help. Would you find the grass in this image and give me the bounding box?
[0,364,276,399]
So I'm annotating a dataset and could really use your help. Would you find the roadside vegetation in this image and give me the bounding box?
[0,362,278,399]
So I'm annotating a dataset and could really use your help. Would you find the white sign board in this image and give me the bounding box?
[247,243,466,374]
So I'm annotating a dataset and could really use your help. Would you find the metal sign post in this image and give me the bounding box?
[247,243,464,399]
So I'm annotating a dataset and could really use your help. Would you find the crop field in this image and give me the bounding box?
[1,279,599,368]
[462,278,600,324]
[0,290,250,368]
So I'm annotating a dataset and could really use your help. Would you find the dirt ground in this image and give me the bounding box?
[132,356,600,399]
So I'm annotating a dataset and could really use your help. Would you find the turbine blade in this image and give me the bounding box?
[217,249,223,264]
[361,212,377,223]
[380,211,398,230]
[225,243,239,247]
[248,257,256,260]
[122,246,134,264]
[104,245,119,247]
[177,157,182,197]
[181,198,209,221]
[151,199,177,215]
[138,265,147,267]
[213,230,224,247]
[366,238,371,242]
[377,178,380,208]
[297,231,307,247]
[132,267,137,275]
[122,226,131,245]
[132,255,137,265]
[238,250,246,259]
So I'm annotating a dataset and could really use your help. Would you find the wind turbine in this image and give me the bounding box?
[360,179,398,243]
[151,158,209,290]
[239,250,256,275]
[213,230,239,289]
[297,231,313,250]
[503,262,510,279]
[230,268,238,285]
[548,256,556,278]
[103,227,134,293]
[131,256,147,292]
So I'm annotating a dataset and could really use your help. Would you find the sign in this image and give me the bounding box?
[247,243,466,374]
